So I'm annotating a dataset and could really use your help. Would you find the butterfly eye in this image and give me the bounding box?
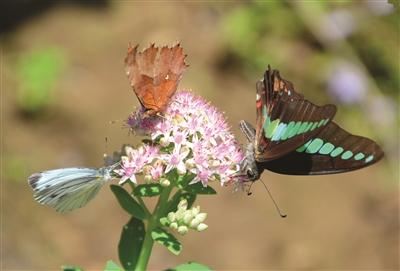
[246,169,255,178]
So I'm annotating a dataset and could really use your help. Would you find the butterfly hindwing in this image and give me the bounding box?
[28,167,111,213]
[261,122,384,175]
[255,67,337,161]
[125,43,188,115]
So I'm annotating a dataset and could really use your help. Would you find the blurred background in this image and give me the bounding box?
[2,1,399,270]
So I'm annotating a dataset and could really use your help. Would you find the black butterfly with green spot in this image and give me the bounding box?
[240,66,384,181]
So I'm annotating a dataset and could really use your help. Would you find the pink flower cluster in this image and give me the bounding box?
[116,91,244,187]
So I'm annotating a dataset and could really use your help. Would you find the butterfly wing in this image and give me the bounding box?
[261,121,384,175]
[125,43,188,115]
[255,66,337,161]
[28,167,111,213]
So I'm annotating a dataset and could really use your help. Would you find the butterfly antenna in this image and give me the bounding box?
[247,181,255,196]
[103,137,109,162]
[259,179,287,218]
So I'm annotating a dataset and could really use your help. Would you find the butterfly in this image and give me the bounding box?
[28,166,116,213]
[240,66,384,181]
[125,43,188,116]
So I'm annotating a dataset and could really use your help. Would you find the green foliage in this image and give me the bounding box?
[220,2,302,73]
[184,182,217,195]
[118,217,145,270]
[151,227,182,255]
[134,183,163,197]
[166,262,212,271]
[104,260,123,271]
[62,266,83,271]
[110,185,147,219]
[16,47,65,114]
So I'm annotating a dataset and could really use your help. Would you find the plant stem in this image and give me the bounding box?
[134,185,173,271]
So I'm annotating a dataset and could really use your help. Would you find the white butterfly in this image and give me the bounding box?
[28,165,117,213]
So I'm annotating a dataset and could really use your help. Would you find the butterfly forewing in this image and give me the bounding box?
[125,43,188,115]
[262,122,384,175]
[255,67,337,161]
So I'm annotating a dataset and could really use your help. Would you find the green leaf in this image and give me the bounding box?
[184,182,217,195]
[151,227,182,255]
[62,266,83,271]
[104,260,123,271]
[176,173,195,189]
[134,183,163,197]
[166,262,212,271]
[110,185,147,219]
[118,217,145,271]
[166,169,179,185]
[167,192,197,213]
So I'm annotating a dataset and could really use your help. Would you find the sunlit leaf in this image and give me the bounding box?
[184,182,216,195]
[134,183,163,197]
[166,262,212,271]
[110,185,146,219]
[62,266,83,271]
[104,260,123,271]
[118,217,145,271]
[151,227,182,255]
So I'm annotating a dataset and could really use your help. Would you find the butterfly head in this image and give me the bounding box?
[241,143,261,182]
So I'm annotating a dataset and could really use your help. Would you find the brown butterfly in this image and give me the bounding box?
[125,43,188,116]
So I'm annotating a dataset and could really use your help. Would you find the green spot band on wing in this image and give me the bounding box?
[281,121,295,140]
[310,122,319,131]
[295,137,374,164]
[271,123,287,141]
[365,155,374,163]
[341,150,353,160]
[288,122,301,138]
[305,138,324,154]
[265,119,280,139]
[330,147,344,157]
[354,153,365,160]
[297,122,309,135]
[264,116,330,142]
[319,142,335,154]
[296,140,312,152]
[304,122,314,133]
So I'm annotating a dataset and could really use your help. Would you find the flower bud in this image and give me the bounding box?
[159,217,169,226]
[160,137,169,147]
[177,166,187,175]
[183,212,193,224]
[177,225,188,235]
[142,165,152,175]
[185,159,195,170]
[177,199,188,210]
[191,206,200,216]
[211,160,220,167]
[144,174,152,183]
[160,178,170,187]
[167,212,176,222]
[190,218,201,228]
[175,209,185,220]
[196,223,208,232]
[170,222,178,230]
[194,213,207,223]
